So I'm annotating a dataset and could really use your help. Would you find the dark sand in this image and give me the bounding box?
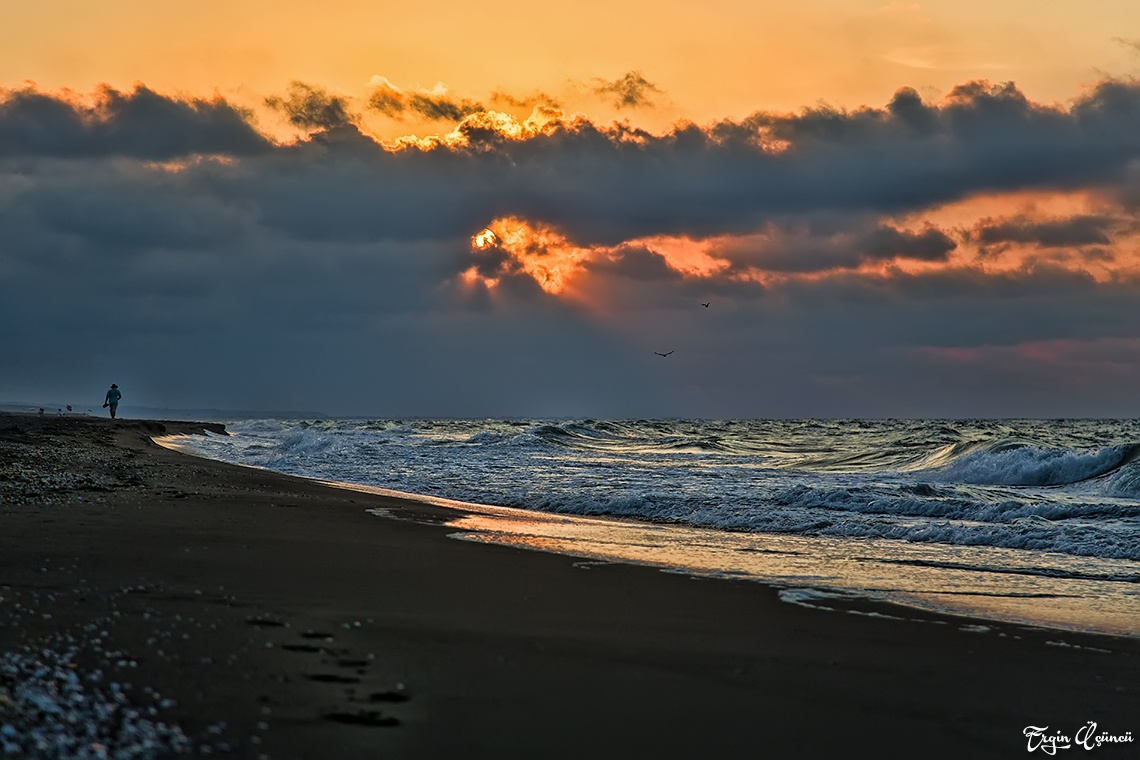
[1,413,1137,758]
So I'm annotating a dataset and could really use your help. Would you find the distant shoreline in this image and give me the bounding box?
[0,403,326,421]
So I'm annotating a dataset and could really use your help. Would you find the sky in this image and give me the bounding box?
[3,1,1140,418]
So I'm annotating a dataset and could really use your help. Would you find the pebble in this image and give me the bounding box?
[1,420,238,756]
[0,643,193,758]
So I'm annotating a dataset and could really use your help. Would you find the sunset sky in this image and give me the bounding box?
[3,1,1140,417]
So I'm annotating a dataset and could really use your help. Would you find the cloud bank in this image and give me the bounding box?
[2,77,1140,417]
[0,83,270,158]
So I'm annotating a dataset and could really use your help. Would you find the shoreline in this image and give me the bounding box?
[160,432,1140,641]
[328,477,1140,640]
[2,413,1138,758]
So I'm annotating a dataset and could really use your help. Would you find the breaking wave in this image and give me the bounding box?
[176,418,1140,563]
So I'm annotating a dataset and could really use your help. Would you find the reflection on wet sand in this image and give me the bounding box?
[442,510,1140,638]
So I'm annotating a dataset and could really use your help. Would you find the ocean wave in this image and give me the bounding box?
[175,417,1140,563]
[855,519,1140,562]
[463,430,516,445]
[921,439,1140,486]
[521,487,1140,561]
[766,482,1138,523]
[275,428,337,458]
[1101,462,1140,498]
[469,420,774,456]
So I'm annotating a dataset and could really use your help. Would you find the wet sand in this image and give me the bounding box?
[0,412,1137,758]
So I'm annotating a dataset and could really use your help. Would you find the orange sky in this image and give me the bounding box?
[5,0,1139,138]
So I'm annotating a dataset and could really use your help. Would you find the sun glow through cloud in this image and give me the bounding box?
[468,217,745,300]
[469,185,1140,303]
[469,218,592,294]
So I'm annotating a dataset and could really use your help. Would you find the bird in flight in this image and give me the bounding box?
[655,350,674,357]
[701,302,710,308]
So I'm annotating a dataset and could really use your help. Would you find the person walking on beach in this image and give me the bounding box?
[103,384,122,419]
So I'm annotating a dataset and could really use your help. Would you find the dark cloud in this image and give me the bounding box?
[416,77,1139,245]
[408,93,483,122]
[467,237,524,279]
[366,87,404,116]
[366,82,483,122]
[489,90,562,111]
[970,214,1114,248]
[222,127,499,243]
[7,77,1140,249]
[585,245,681,281]
[266,81,354,130]
[705,221,956,274]
[0,84,270,158]
[4,77,1140,416]
[26,178,250,252]
[684,79,1138,225]
[859,225,957,262]
[884,87,940,135]
[592,71,662,109]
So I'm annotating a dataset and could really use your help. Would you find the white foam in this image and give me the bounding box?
[169,418,1140,563]
[777,588,847,611]
[926,442,1134,487]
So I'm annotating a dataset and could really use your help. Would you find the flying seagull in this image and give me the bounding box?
[701,302,710,308]
[655,351,674,357]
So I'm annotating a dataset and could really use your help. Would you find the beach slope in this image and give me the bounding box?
[1,413,1136,758]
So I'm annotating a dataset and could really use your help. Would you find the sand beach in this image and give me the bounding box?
[1,412,1137,758]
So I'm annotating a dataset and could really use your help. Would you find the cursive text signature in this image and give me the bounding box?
[1024,723,1134,754]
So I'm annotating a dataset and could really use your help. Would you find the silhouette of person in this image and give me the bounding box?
[103,384,122,419]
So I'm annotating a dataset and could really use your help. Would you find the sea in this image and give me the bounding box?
[164,418,1140,637]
